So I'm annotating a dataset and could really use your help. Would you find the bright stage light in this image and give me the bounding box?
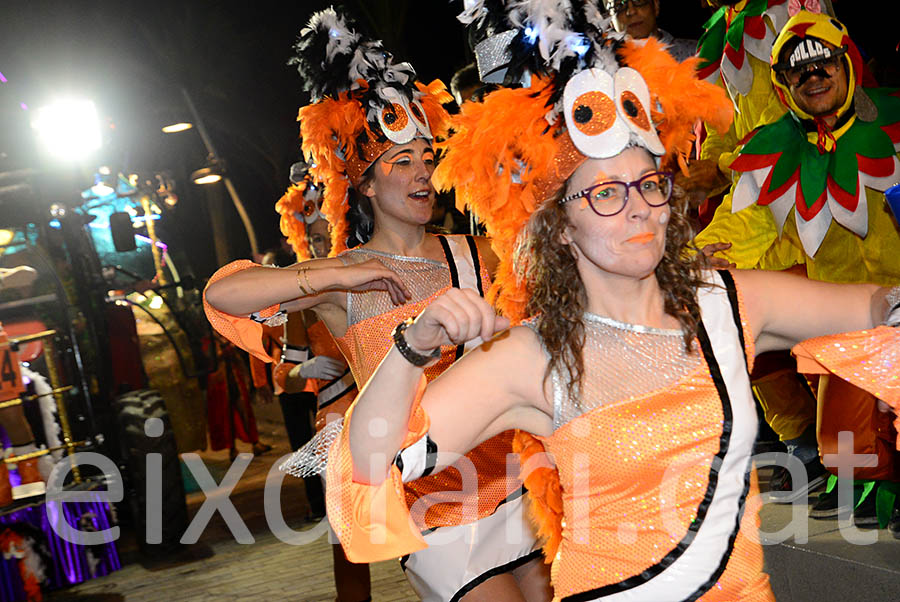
[31,99,102,160]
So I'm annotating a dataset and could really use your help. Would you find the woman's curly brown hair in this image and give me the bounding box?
[514,182,710,400]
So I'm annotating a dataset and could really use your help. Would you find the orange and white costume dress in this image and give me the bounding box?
[329,235,540,601]
[328,270,774,602]
[205,235,541,601]
[522,270,773,601]
[303,319,357,431]
[271,318,358,433]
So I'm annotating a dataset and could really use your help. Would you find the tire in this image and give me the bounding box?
[115,388,188,557]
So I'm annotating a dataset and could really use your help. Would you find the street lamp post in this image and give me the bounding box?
[179,88,259,258]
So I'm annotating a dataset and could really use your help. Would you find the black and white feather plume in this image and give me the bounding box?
[290,6,420,125]
[460,0,619,107]
[290,8,361,102]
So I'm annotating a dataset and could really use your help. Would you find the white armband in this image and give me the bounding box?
[393,433,438,483]
[282,343,310,363]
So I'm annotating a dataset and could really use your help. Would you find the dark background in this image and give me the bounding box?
[0,1,891,279]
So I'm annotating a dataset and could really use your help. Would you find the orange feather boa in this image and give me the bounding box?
[513,431,563,563]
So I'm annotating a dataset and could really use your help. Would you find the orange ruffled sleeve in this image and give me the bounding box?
[324,375,430,563]
[203,260,281,363]
[793,326,900,449]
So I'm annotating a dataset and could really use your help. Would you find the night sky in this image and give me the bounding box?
[1,1,887,279]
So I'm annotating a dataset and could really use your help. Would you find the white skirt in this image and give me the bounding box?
[401,490,542,602]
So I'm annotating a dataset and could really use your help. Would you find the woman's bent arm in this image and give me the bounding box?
[204,257,411,316]
[347,288,552,485]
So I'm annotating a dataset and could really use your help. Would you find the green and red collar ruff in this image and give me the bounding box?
[730,88,900,257]
[697,0,789,96]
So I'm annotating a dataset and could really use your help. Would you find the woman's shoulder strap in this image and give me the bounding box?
[436,234,486,297]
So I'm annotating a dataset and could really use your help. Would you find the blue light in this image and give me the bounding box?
[570,36,590,57]
[49,219,61,228]
[524,26,538,44]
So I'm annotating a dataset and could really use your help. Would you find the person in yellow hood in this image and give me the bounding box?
[699,10,900,530]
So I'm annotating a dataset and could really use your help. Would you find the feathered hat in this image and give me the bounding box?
[274,160,326,262]
[434,0,734,320]
[291,7,453,255]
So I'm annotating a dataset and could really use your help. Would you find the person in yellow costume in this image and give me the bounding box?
[678,1,788,215]
[696,5,899,282]
[697,9,900,524]
[691,0,828,505]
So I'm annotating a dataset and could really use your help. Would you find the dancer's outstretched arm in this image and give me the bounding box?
[732,269,889,354]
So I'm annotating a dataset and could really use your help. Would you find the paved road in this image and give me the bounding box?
[47,402,416,601]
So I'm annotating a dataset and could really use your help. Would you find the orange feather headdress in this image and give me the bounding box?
[434,2,733,320]
[274,161,326,262]
[291,8,452,256]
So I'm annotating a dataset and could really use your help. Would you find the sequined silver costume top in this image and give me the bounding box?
[526,313,704,431]
[338,248,452,326]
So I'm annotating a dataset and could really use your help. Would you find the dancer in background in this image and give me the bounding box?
[204,8,548,601]
[263,164,366,599]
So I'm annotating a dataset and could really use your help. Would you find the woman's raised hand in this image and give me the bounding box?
[405,288,510,353]
[337,258,411,305]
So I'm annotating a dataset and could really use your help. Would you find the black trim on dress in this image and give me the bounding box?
[717,269,749,373]
[437,234,466,361]
[420,435,439,478]
[449,549,544,602]
[465,234,485,297]
[437,235,461,287]
[561,299,746,601]
[492,485,526,513]
[682,316,750,602]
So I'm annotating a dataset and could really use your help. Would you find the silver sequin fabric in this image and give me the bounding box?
[527,313,704,430]
[279,419,343,478]
[338,248,451,326]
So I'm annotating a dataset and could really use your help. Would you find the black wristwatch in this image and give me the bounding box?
[392,318,441,366]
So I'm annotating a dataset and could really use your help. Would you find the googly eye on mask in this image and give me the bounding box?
[563,67,663,159]
[407,99,432,139]
[614,67,664,155]
[377,88,431,144]
[299,186,325,224]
